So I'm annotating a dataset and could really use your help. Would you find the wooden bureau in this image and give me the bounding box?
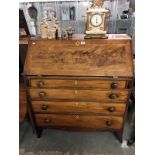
[23,34,133,142]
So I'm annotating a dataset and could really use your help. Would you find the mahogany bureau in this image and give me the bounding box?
[23,34,134,142]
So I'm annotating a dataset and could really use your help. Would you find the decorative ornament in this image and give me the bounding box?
[61,30,68,40]
[66,26,75,38]
[91,0,104,8]
[40,15,61,39]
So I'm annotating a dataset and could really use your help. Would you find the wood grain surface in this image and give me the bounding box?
[24,35,133,77]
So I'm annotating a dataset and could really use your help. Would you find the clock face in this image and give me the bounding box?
[91,14,102,27]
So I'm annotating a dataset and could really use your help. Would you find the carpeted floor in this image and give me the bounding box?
[19,119,134,155]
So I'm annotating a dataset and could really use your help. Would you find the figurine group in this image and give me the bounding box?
[40,16,61,39]
[39,0,104,39]
[40,15,75,39]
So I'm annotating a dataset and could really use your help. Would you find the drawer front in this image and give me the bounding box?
[35,114,123,129]
[29,89,129,102]
[30,79,126,89]
[32,101,126,115]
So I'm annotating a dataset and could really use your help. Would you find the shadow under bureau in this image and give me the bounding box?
[23,34,134,143]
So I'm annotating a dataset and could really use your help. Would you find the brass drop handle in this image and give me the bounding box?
[41,105,48,110]
[105,120,112,126]
[38,81,44,88]
[108,107,115,112]
[111,82,118,89]
[109,93,118,99]
[44,118,51,123]
[39,92,46,97]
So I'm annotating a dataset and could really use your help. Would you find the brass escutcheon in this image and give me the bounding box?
[75,41,80,46]
[75,90,78,94]
[75,80,78,85]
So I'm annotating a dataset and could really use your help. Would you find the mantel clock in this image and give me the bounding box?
[85,0,109,39]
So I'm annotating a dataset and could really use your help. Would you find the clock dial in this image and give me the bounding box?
[91,14,102,26]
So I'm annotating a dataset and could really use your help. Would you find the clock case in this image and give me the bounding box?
[85,8,109,39]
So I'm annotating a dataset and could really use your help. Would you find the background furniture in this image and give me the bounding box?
[19,77,27,123]
[19,9,30,123]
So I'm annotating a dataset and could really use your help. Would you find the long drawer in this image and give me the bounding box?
[32,101,126,115]
[35,114,123,129]
[29,89,129,102]
[30,79,126,89]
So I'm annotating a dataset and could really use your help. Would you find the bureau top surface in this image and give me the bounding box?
[30,34,131,41]
[24,34,134,77]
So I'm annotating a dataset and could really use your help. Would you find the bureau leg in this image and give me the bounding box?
[36,127,43,138]
[114,129,123,143]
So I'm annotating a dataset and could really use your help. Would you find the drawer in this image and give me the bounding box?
[32,101,126,115]
[35,114,123,129]
[30,79,126,89]
[29,89,129,102]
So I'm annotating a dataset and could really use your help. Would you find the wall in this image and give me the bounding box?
[19,0,134,36]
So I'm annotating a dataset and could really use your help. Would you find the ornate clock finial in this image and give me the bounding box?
[91,0,104,8]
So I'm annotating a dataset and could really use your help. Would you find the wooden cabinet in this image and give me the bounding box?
[24,34,133,142]
[19,77,27,123]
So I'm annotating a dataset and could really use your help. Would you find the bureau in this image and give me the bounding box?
[23,34,133,142]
